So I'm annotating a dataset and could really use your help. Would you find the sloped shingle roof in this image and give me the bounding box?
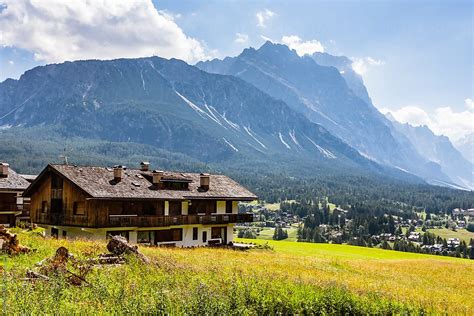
[25,164,257,201]
[0,168,30,191]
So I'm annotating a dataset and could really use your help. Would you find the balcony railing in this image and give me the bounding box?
[33,213,253,228]
[0,205,23,213]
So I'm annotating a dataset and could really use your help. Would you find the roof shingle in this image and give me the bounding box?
[0,168,30,191]
[29,164,257,201]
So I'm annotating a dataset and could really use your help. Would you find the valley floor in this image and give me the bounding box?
[1,231,473,314]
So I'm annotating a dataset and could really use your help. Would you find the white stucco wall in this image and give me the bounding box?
[181,201,188,215]
[216,201,226,214]
[42,224,234,247]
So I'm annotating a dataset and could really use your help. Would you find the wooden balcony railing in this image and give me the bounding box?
[32,213,253,228]
[0,205,23,213]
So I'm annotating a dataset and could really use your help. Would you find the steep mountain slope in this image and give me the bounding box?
[0,56,399,179]
[388,119,473,189]
[455,133,474,164]
[311,52,371,105]
[197,41,451,184]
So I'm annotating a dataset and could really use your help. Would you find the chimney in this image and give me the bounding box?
[200,173,210,191]
[140,161,150,171]
[113,165,124,182]
[0,163,9,178]
[152,170,164,186]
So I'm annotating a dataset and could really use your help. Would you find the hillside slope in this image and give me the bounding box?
[1,231,473,314]
[389,119,474,190]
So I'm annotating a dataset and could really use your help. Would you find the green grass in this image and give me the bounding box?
[242,199,298,212]
[255,226,299,242]
[0,230,473,314]
[426,228,474,243]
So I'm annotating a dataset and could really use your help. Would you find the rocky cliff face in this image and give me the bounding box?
[0,56,392,178]
[197,42,452,185]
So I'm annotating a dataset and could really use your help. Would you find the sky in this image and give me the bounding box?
[0,0,472,141]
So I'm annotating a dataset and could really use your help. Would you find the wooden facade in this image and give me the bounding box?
[0,163,30,226]
[25,164,256,245]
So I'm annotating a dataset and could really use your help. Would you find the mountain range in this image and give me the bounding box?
[197,42,470,188]
[0,42,471,189]
[454,133,474,164]
[0,54,398,178]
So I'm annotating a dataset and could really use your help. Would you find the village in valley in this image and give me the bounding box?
[237,200,474,259]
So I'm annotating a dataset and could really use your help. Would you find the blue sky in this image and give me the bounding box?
[0,0,472,140]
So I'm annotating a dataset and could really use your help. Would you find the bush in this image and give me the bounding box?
[273,227,288,240]
[466,223,474,233]
[237,228,257,239]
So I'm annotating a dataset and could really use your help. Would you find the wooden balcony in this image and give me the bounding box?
[33,213,253,228]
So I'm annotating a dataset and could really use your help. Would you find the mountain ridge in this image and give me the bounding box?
[196,41,454,186]
[0,55,415,182]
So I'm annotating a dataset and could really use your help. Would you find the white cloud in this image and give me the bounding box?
[280,35,324,56]
[7,60,14,65]
[465,98,474,111]
[158,10,182,21]
[256,9,275,27]
[234,33,249,44]
[0,0,210,64]
[383,106,431,126]
[352,57,385,75]
[384,104,474,141]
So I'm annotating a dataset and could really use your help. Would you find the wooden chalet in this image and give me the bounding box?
[0,163,30,226]
[23,163,256,246]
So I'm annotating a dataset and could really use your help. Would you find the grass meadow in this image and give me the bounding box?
[0,230,472,314]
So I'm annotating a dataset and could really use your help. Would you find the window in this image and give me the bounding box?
[169,201,181,216]
[51,174,63,189]
[202,231,207,243]
[155,201,165,216]
[73,201,85,215]
[51,228,58,239]
[211,227,222,239]
[41,201,48,213]
[162,182,189,190]
[138,231,155,244]
[193,227,198,240]
[188,200,216,215]
[142,202,156,216]
[156,228,182,242]
[226,201,233,213]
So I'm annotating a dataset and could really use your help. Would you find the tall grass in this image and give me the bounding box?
[0,231,472,314]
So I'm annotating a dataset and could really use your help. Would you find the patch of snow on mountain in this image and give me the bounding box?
[244,126,267,149]
[289,129,300,146]
[304,136,336,159]
[221,112,240,130]
[278,132,291,149]
[140,69,146,91]
[175,91,217,122]
[223,137,238,152]
[82,83,93,100]
[204,104,225,128]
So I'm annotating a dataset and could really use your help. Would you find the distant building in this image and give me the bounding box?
[447,238,460,248]
[0,162,31,226]
[408,232,421,242]
[24,163,256,246]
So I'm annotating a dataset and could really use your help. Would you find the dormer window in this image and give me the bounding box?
[161,181,189,190]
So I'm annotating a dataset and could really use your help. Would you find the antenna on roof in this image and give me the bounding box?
[59,147,72,165]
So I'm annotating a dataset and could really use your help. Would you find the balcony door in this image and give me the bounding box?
[50,173,63,223]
